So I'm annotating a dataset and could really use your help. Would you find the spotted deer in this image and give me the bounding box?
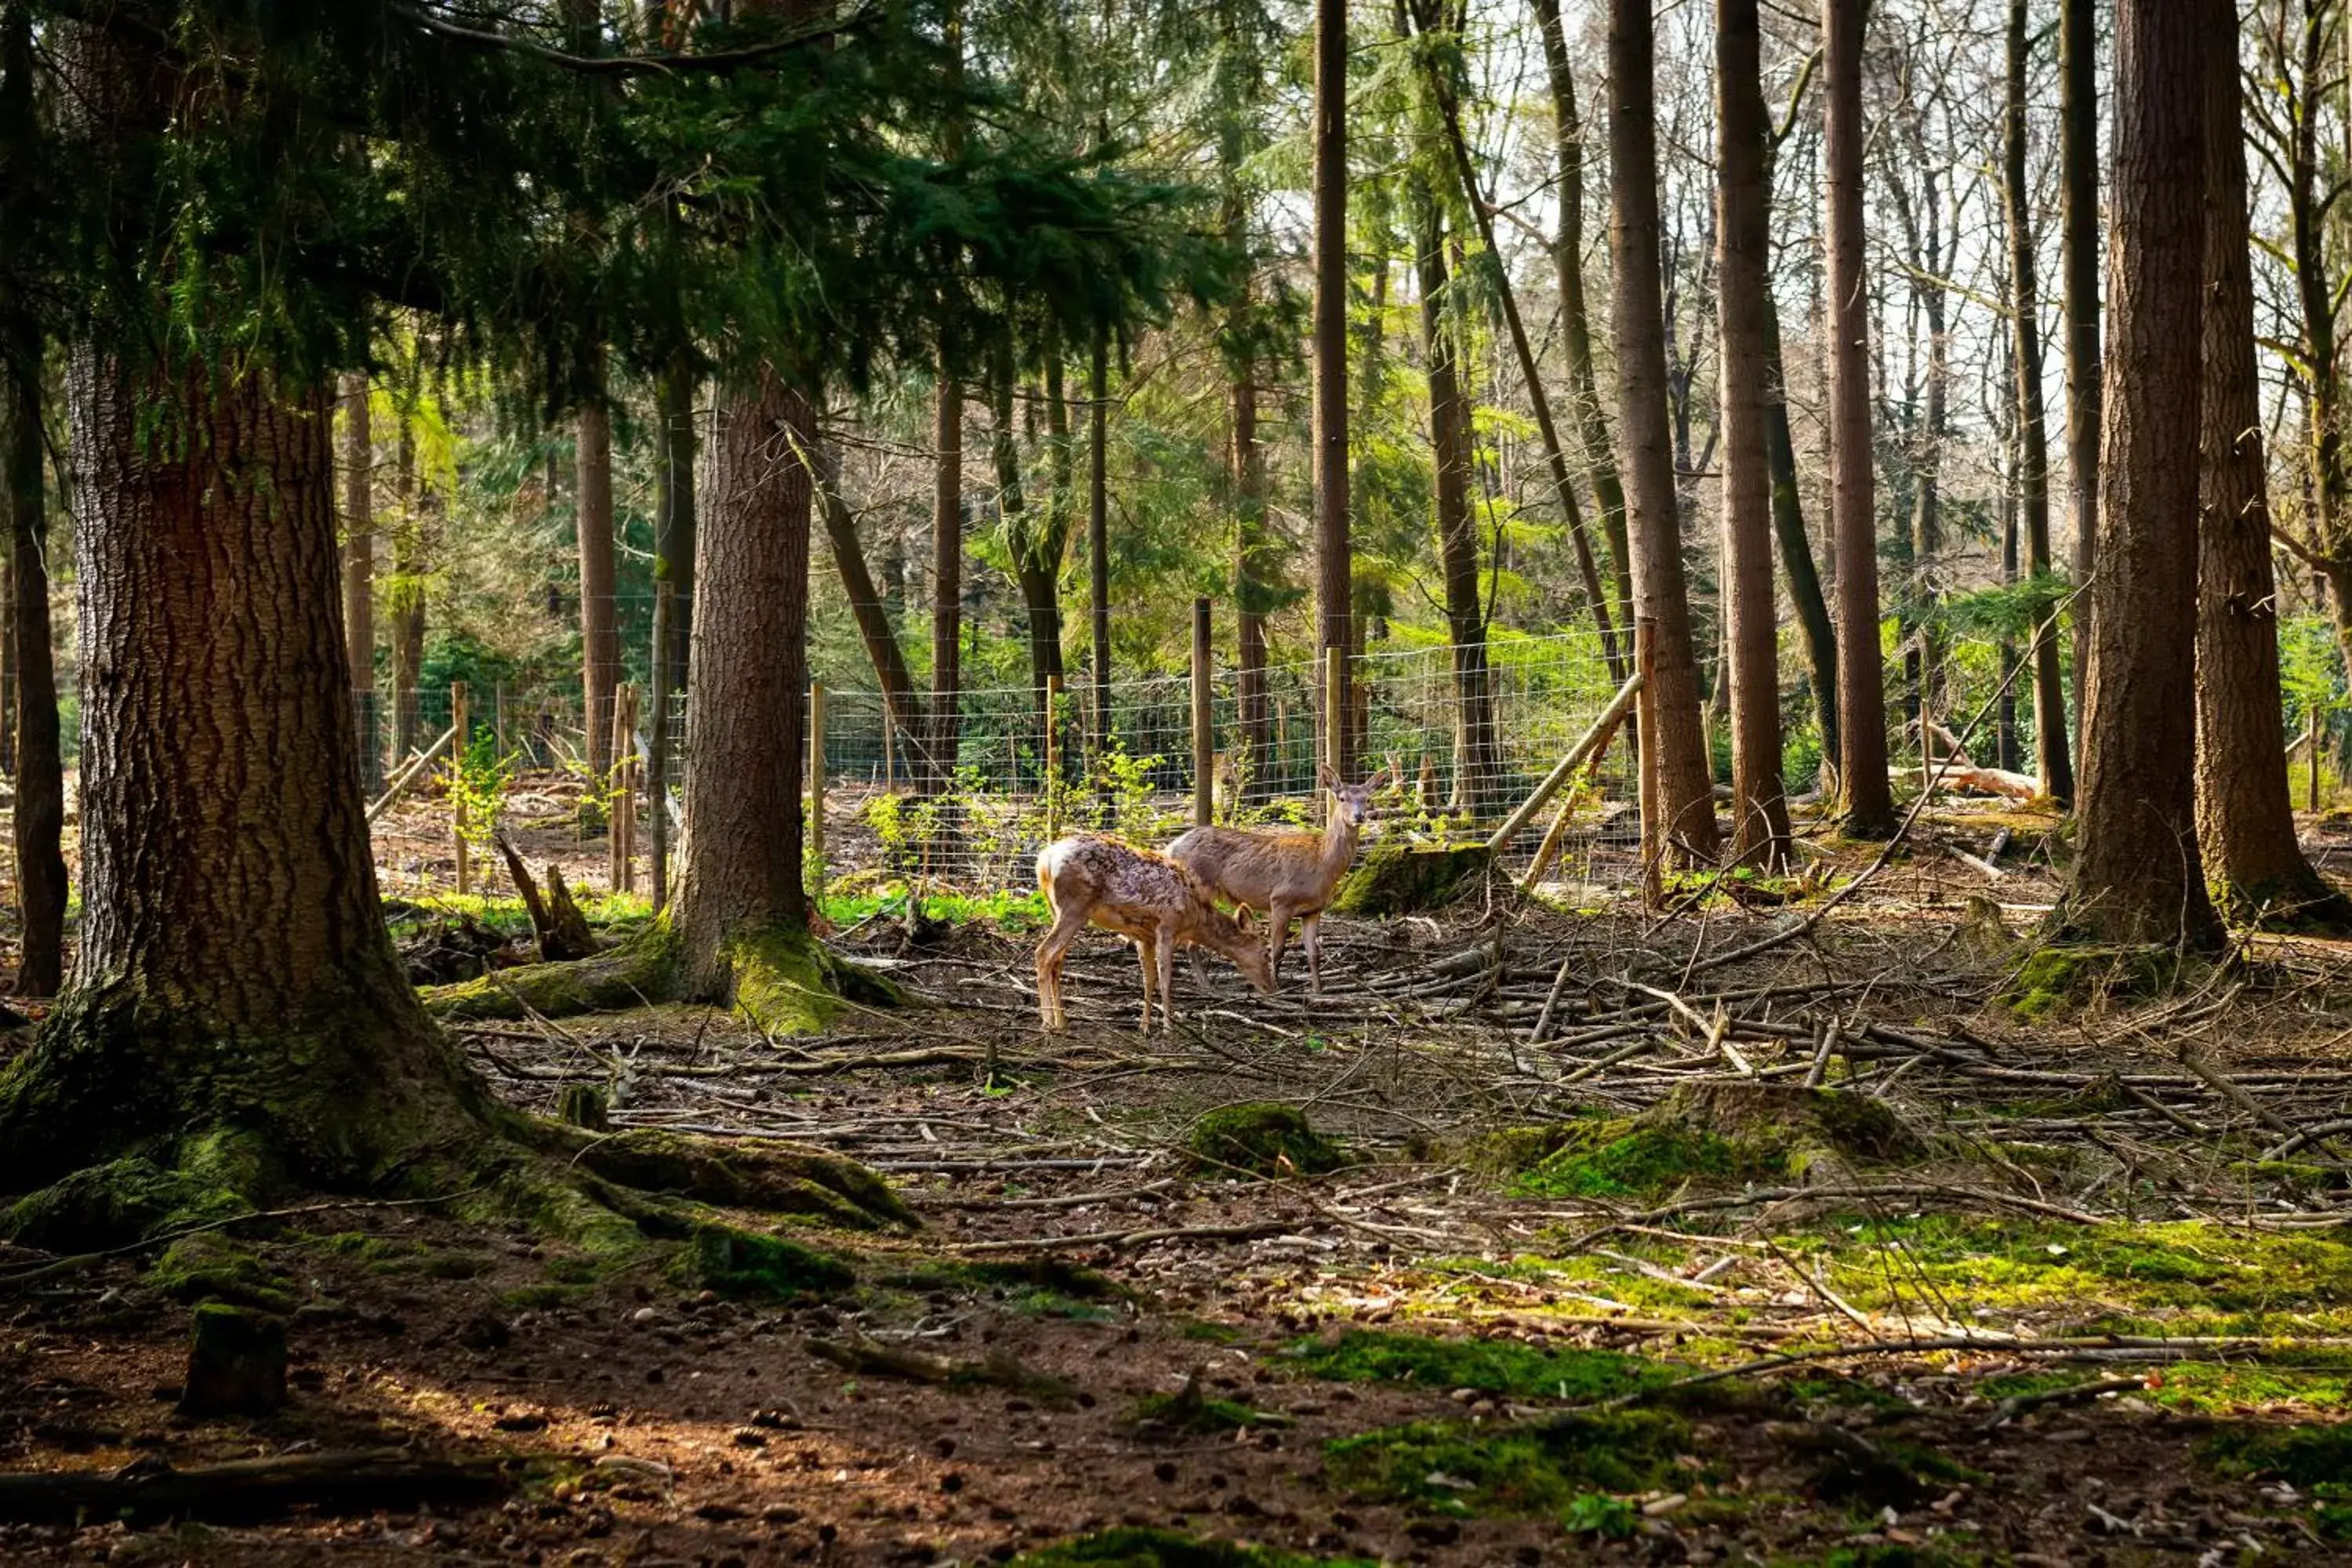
[1033,833,1275,1033]
[1167,765,1394,994]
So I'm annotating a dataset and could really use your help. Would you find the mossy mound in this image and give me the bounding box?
[1012,1530,1375,1568]
[147,1233,296,1314]
[2,1156,250,1250]
[1517,1083,1922,1200]
[685,1224,855,1299]
[1184,1104,1348,1178]
[1324,1410,1691,1516]
[720,923,905,1038]
[1283,1328,1672,1404]
[560,1128,915,1231]
[1328,841,1490,916]
[2199,1420,2352,1487]
[423,929,681,1022]
[1999,942,2189,1022]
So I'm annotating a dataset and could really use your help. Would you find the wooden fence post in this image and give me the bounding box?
[1191,598,1214,826]
[809,680,827,898]
[1044,673,1064,838]
[2310,705,2323,814]
[450,681,470,895]
[611,683,635,895]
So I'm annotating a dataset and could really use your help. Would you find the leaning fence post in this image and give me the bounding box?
[808,680,827,899]
[1191,599,1214,826]
[450,681,471,895]
[610,683,635,895]
[1044,673,1064,838]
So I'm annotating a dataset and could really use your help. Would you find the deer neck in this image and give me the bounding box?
[1321,809,1359,880]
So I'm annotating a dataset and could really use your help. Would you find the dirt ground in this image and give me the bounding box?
[3,792,2352,1564]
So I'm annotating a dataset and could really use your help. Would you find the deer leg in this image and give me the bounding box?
[1135,936,1157,1034]
[1156,926,1179,1033]
[1303,912,1323,994]
[1265,902,1294,985]
[1035,905,1088,1031]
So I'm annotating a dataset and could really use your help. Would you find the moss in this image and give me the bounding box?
[2199,1420,2352,1487]
[555,1127,914,1230]
[1328,840,1490,916]
[1999,943,2185,1021]
[1129,1388,1279,1434]
[1,1156,249,1250]
[1514,1084,1921,1200]
[146,1233,296,1314]
[498,1283,587,1312]
[1451,1123,1587,1178]
[884,1257,1125,1301]
[422,926,681,1022]
[686,1223,855,1300]
[1283,1328,1672,1404]
[1011,1530,1374,1568]
[721,922,906,1038]
[1517,1121,1757,1199]
[1324,1410,1691,1515]
[1185,1104,1347,1178]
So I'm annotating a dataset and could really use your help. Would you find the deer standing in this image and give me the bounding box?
[1033,833,1274,1033]
[1167,765,1392,994]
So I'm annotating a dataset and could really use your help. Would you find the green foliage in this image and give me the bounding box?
[1561,1491,1638,1539]
[447,731,520,853]
[1283,1329,1671,1404]
[1184,1105,1348,1178]
[1323,1410,1691,1515]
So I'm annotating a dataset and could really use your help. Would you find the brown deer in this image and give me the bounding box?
[1034,833,1275,1033]
[1167,764,1393,994]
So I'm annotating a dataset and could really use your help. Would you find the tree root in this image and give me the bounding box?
[532,1125,916,1232]
[0,1448,513,1526]
[423,927,681,1022]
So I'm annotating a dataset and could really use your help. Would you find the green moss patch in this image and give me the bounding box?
[1514,1083,1922,1200]
[685,1224,855,1300]
[565,1128,913,1230]
[1011,1530,1374,1568]
[1999,943,2187,1021]
[1329,841,1490,916]
[2199,1420,2352,1487]
[2,1156,249,1250]
[422,927,680,1022]
[146,1233,296,1314]
[1324,1410,1691,1516]
[1284,1328,1672,1404]
[1185,1105,1347,1178]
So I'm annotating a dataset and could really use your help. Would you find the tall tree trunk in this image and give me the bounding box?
[1533,0,1632,634]
[675,367,815,1000]
[1004,356,1070,718]
[1611,0,1720,862]
[815,439,924,744]
[1312,0,1352,779]
[2004,0,2076,807]
[1823,0,1894,835]
[647,350,697,907]
[1412,193,1498,815]
[387,415,426,764]
[927,367,963,793]
[2194,0,2346,924]
[1716,0,1790,867]
[2065,0,2220,949]
[2060,0,2100,692]
[339,371,379,795]
[2,306,64,999]
[1998,477,2022,774]
[1090,328,1112,751]
[577,400,620,782]
[1230,318,1271,804]
[1762,290,1840,773]
[0,336,475,1179]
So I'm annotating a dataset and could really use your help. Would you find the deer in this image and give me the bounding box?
[1167,764,1395,995]
[1033,833,1275,1033]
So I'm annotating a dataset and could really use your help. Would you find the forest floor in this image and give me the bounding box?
[5,799,2352,1564]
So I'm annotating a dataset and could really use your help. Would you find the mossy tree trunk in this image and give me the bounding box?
[577,397,620,782]
[0,340,484,1187]
[2193,0,2348,927]
[2063,0,2222,949]
[675,363,818,1018]
[339,371,379,797]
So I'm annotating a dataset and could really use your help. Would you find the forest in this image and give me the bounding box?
[2,0,2351,1563]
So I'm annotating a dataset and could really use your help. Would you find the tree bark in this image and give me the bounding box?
[2065,0,2220,949]
[2,307,64,1000]
[2005,0,2075,806]
[1412,194,1498,816]
[1762,289,1839,773]
[2060,0,2100,691]
[1610,0,1719,862]
[1091,328,1113,751]
[1002,355,1069,717]
[576,400,619,782]
[2194,0,2346,924]
[1715,0,1789,868]
[1312,0,1352,779]
[676,366,814,999]
[339,372,379,795]
[647,350,697,907]
[387,415,426,764]
[927,366,963,793]
[1823,0,1894,835]
[1533,0,1632,637]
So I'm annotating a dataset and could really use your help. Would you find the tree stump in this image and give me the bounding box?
[178,1304,287,1418]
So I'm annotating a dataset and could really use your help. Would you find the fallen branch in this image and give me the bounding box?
[804,1334,1079,1404]
[0,1449,510,1525]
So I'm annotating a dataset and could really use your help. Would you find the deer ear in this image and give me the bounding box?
[1318,764,1338,792]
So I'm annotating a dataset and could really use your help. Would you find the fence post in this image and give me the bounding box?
[1192,598,1214,826]
[1044,673,1064,838]
[809,680,826,898]
[1322,648,1346,810]
[883,699,897,791]
[2311,705,2323,814]
[611,683,635,895]
[450,681,470,895]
